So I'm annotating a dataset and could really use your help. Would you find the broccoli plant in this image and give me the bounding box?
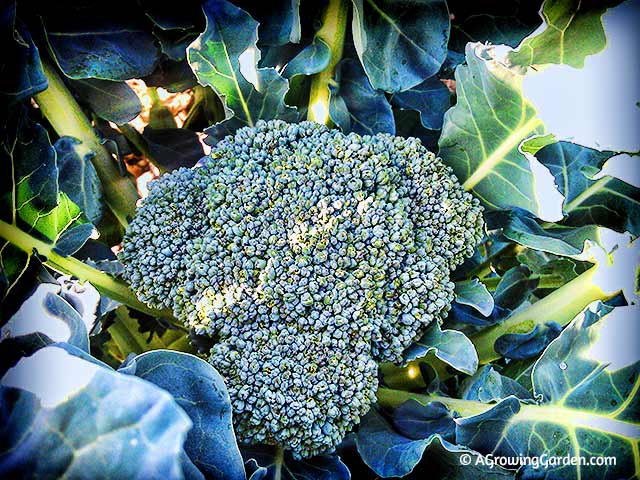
[1,0,638,479]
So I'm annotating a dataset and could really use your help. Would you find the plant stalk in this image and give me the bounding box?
[377,387,492,417]
[471,264,614,364]
[307,0,349,124]
[34,60,139,228]
[479,273,566,291]
[0,220,170,318]
[273,445,285,480]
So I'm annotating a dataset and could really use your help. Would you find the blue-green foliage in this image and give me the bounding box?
[351,0,450,93]
[41,2,160,80]
[0,3,47,106]
[0,345,192,480]
[0,293,245,480]
[55,137,104,225]
[71,79,142,124]
[187,0,296,143]
[536,141,640,236]
[119,351,246,480]
[243,445,350,480]
[329,59,395,135]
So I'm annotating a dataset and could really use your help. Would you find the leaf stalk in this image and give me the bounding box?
[307,0,349,125]
[0,219,170,318]
[34,60,139,228]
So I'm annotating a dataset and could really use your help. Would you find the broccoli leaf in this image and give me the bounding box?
[438,43,548,215]
[140,127,205,171]
[498,208,599,256]
[71,79,142,124]
[104,306,194,362]
[120,350,246,480]
[390,76,451,130]
[391,400,456,441]
[235,0,302,47]
[1,284,90,353]
[493,321,562,360]
[403,322,478,375]
[41,2,159,80]
[242,445,350,480]
[0,344,192,479]
[0,3,47,106]
[493,266,538,310]
[282,38,331,79]
[0,108,92,298]
[459,365,532,403]
[54,136,104,225]
[456,304,640,479]
[329,59,395,135]
[536,142,640,236]
[187,0,295,144]
[508,0,624,68]
[356,406,512,478]
[454,278,494,317]
[351,0,450,93]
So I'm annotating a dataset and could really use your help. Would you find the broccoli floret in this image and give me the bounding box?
[120,167,211,310]
[120,120,484,459]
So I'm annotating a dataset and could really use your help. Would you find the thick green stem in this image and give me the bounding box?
[34,60,139,228]
[273,445,285,480]
[0,220,170,318]
[377,387,492,417]
[480,273,566,291]
[472,265,614,364]
[307,0,349,124]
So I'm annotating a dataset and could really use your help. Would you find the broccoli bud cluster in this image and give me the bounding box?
[120,120,484,458]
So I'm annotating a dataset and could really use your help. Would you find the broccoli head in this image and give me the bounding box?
[120,120,484,458]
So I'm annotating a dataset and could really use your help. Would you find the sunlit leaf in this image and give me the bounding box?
[438,43,548,214]
[509,0,624,68]
[187,0,295,143]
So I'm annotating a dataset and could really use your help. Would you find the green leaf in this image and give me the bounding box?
[438,43,548,214]
[329,59,395,135]
[1,4,47,106]
[459,365,532,403]
[71,79,141,124]
[119,351,246,480]
[356,405,514,479]
[41,4,160,80]
[457,304,640,479]
[351,0,450,93]
[449,0,541,52]
[187,0,295,143]
[391,76,451,130]
[0,110,92,296]
[508,0,623,68]
[454,278,494,316]
[54,137,104,224]
[500,208,599,256]
[493,265,538,310]
[237,0,302,46]
[105,306,193,362]
[403,322,478,375]
[1,344,191,479]
[282,38,331,79]
[536,142,640,236]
